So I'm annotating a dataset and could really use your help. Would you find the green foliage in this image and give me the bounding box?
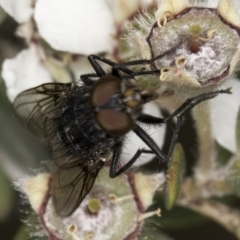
[226,107,240,195]
[0,164,13,221]
[236,107,240,155]
[226,159,240,196]
[140,223,173,240]
[165,143,185,210]
[215,141,233,166]
[13,224,30,240]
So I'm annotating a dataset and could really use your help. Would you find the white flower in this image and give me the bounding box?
[1,44,52,102]
[34,0,115,55]
[0,0,33,23]
[209,79,240,152]
[126,0,240,153]
[15,171,164,240]
[0,0,156,55]
[0,0,157,98]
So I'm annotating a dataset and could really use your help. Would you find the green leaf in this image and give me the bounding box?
[226,107,240,192]
[0,81,49,170]
[236,107,240,155]
[0,164,13,221]
[140,224,173,240]
[226,159,240,196]
[0,6,7,25]
[165,143,185,210]
[215,141,233,166]
[13,224,29,240]
[14,215,48,240]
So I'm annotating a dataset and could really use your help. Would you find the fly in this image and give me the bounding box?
[13,54,231,216]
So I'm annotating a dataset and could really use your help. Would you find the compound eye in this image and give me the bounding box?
[96,109,134,137]
[90,75,121,107]
[90,75,134,136]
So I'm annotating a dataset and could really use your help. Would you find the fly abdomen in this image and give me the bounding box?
[56,87,117,152]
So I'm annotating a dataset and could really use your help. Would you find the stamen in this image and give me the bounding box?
[138,208,161,222]
[199,29,217,42]
[67,224,77,234]
[160,67,172,81]
[67,224,82,240]
[175,55,187,68]
[157,11,174,27]
[85,232,94,240]
[109,193,134,203]
[207,29,217,38]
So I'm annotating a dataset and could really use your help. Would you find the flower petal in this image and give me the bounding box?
[121,101,166,167]
[192,0,219,8]
[210,79,240,152]
[231,0,240,14]
[1,44,52,102]
[34,0,115,54]
[105,0,139,24]
[217,0,240,28]
[0,0,33,23]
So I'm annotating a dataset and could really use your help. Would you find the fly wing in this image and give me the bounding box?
[13,83,71,139]
[14,82,103,216]
[50,151,104,217]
